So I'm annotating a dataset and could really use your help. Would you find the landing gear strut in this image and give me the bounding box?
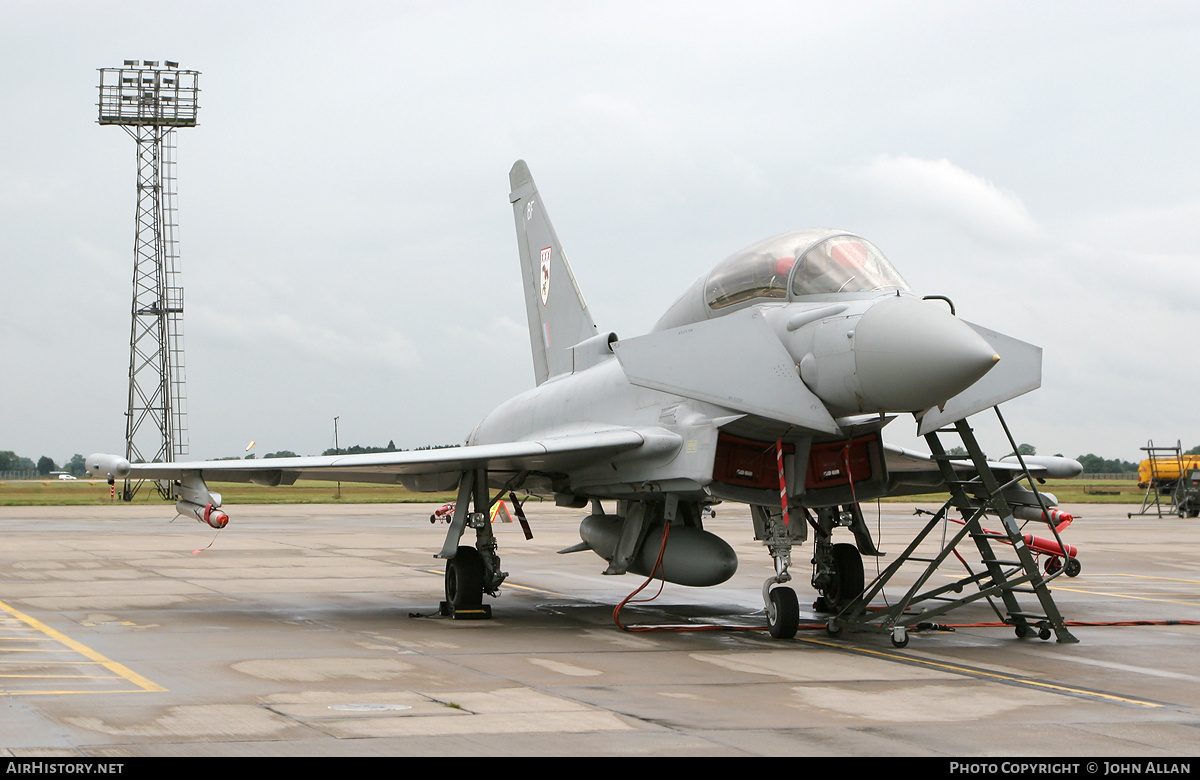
[753,504,805,639]
[438,469,506,619]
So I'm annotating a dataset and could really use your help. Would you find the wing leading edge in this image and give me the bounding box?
[89,428,650,489]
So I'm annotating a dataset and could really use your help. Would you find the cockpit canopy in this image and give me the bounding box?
[704,230,911,310]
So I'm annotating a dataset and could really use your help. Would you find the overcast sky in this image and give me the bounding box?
[2,1,1198,466]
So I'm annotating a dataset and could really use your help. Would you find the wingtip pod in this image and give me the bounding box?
[86,453,131,480]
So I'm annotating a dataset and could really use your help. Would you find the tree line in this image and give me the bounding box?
[185,441,460,462]
[0,452,88,477]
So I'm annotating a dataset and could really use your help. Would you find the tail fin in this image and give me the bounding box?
[509,160,597,385]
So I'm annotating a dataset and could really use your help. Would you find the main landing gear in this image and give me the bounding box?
[812,542,865,614]
[438,469,507,620]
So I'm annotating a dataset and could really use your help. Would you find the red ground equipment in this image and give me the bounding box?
[949,507,1080,577]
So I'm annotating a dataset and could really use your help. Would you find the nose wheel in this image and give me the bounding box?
[766,586,800,639]
[757,505,803,639]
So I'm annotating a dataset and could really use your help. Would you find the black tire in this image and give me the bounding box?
[891,628,909,648]
[1064,557,1082,578]
[1015,623,1032,639]
[446,546,485,607]
[826,543,865,608]
[767,587,800,639]
[1044,556,1063,575]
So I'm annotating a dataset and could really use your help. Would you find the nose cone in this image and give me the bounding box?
[854,296,998,412]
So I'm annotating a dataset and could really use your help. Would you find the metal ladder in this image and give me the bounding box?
[1129,440,1183,518]
[827,407,1077,646]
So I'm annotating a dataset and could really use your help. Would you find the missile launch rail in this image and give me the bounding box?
[824,406,1078,646]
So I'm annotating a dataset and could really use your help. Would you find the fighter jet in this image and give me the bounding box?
[89,161,1081,640]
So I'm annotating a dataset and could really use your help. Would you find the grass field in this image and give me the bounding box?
[0,477,1141,507]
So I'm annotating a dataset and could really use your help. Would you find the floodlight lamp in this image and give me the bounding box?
[165,61,179,69]
[124,60,137,67]
[143,60,158,67]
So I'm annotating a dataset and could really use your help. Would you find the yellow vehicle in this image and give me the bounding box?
[1137,455,1200,488]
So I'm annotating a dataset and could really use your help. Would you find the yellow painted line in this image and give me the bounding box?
[418,568,569,598]
[0,672,120,676]
[0,599,165,694]
[796,635,1163,708]
[502,581,567,596]
[1105,573,1200,586]
[0,688,151,696]
[0,660,121,665]
[0,636,57,641]
[1051,586,1199,608]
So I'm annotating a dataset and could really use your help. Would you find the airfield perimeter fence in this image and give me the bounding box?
[0,471,40,480]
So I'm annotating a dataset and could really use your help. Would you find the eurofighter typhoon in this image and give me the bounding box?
[90,161,1083,644]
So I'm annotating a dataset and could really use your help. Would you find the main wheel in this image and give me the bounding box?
[446,546,485,607]
[1064,557,1082,577]
[825,543,865,608]
[767,587,800,639]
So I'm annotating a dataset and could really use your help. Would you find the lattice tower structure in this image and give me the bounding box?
[98,61,199,499]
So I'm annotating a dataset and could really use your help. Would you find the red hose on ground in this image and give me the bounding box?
[610,505,1199,635]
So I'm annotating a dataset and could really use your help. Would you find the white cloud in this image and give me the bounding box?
[193,307,421,373]
[853,155,1041,246]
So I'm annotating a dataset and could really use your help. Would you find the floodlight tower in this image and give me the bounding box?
[98,60,199,499]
